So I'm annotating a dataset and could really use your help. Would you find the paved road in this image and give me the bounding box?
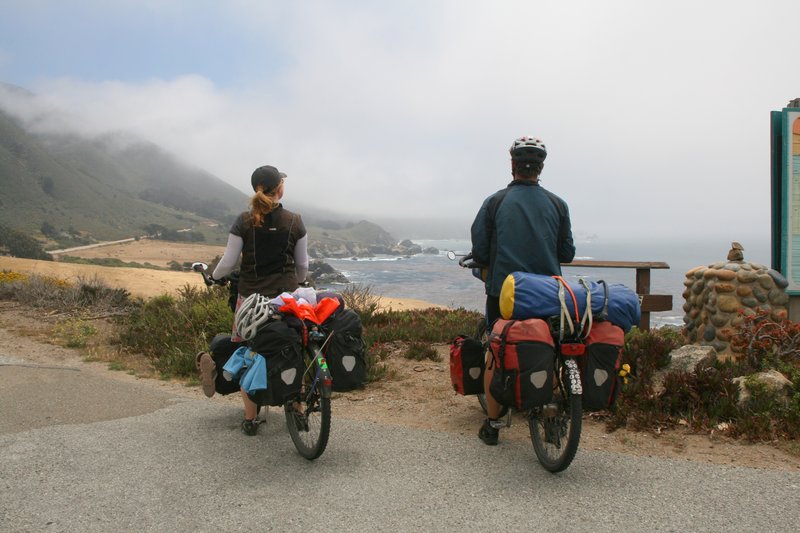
[46,238,137,255]
[1,356,799,532]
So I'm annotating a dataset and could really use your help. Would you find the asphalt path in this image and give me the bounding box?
[2,355,799,532]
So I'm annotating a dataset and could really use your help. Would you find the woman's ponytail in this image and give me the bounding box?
[249,187,278,227]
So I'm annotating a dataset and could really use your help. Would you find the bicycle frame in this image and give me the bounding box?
[304,328,333,400]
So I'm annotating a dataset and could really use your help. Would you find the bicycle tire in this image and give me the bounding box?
[285,357,331,460]
[528,392,582,473]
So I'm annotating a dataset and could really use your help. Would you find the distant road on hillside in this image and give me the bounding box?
[47,237,137,255]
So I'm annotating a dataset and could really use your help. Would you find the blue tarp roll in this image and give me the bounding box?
[499,272,641,332]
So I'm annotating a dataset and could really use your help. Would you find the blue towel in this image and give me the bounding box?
[240,354,268,395]
[222,347,268,395]
[222,346,250,380]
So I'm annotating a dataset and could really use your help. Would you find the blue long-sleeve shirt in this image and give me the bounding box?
[471,180,575,297]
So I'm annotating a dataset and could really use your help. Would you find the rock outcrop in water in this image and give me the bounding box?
[308,260,349,285]
[307,220,435,259]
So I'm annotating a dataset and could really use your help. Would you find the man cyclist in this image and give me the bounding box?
[470,135,575,445]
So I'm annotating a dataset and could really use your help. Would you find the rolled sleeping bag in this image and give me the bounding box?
[499,272,641,332]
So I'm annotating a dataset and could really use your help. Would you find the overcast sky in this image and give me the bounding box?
[0,0,797,245]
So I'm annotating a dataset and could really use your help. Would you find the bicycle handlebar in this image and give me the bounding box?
[457,252,485,270]
[191,262,228,287]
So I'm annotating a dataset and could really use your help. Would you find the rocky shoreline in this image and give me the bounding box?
[307,240,439,286]
[308,238,439,260]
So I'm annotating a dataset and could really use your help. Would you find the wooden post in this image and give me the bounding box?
[636,267,651,330]
[563,260,671,331]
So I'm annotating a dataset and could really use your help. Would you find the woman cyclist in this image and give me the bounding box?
[196,164,309,436]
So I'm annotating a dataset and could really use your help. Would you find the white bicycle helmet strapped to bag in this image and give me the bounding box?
[509,135,547,162]
[234,293,273,341]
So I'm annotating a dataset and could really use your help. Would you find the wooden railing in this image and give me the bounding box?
[562,260,673,330]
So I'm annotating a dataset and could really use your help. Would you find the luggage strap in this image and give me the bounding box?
[578,278,593,339]
[596,280,610,321]
[553,276,580,341]
[496,320,516,371]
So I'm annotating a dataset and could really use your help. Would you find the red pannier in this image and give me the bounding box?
[488,319,555,409]
[449,335,485,395]
[582,321,624,411]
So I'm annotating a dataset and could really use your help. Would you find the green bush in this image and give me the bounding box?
[341,284,382,326]
[0,271,133,313]
[116,284,232,377]
[366,307,483,345]
[365,343,392,383]
[608,321,800,442]
[54,318,97,348]
[0,224,52,260]
[404,341,441,362]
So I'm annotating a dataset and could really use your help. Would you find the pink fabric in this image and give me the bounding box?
[230,294,245,342]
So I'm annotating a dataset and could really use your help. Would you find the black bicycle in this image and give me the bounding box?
[192,262,333,460]
[449,251,582,473]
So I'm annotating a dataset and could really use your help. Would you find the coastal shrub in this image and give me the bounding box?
[0,270,28,299]
[404,341,441,362]
[365,307,483,345]
[116,284,232,377]
[365,343,392,382]
[341,283,381,326]
[0,271,133,314]
[608,322,800,441]
[54,317,98,348]
[608,326,687,432]
[60,255,163,270]
[0,223,51,260]
[730,307,800,371]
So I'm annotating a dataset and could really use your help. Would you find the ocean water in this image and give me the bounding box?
[323,238,772,328]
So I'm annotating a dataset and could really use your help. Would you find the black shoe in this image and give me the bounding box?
[241,419,258,436]
[478,419,499,446]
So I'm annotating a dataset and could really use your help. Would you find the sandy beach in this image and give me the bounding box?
[0,253,443,310]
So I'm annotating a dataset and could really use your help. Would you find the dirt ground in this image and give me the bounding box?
[2,242,799,471]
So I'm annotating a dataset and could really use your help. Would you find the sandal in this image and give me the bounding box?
[196,352,217,398]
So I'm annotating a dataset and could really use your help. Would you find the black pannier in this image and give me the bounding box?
[209,333,245,395]
[489,319,556,410]
[581,321,624,411]
[449,335,485,395]
[321,308,366,392]
[248,320,304,407]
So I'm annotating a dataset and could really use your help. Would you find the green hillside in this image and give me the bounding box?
[0,108,247,245]
[0,84,416,257]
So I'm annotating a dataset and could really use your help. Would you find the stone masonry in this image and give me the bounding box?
[682,245,789,358]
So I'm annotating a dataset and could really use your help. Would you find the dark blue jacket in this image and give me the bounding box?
[471,180,575,297]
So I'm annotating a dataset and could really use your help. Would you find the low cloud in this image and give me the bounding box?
[1,1,796,242]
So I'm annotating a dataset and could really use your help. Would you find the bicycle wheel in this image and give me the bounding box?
[285,357,331,460]
[528,391,582,473]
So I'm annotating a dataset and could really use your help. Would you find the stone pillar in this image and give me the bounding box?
[682,247,789,359]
